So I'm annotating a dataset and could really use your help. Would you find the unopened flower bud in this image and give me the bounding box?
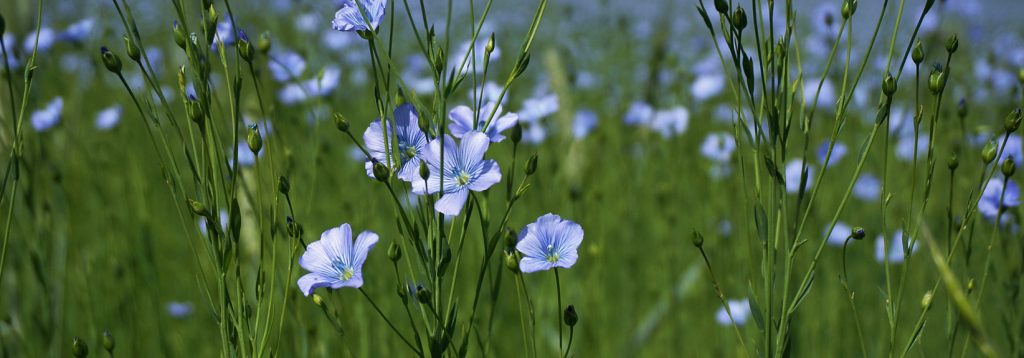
[187,198,210,217]
[258,32,272,54]
[388,242,402,262]
[1005,108,1022,133]
[510,122,523,144]
[982,141,998,164]
[691,230,705,247]
[563,305,578,327]
[102,331,115,354]
[278,176,290,195]
[504,251,520,273]
[0,13,5,36]
[928,68,946,95]
[921,291,934,310]
[912,40,924,65]
[237,30,254,62]
[100,47,122,74]
[186,96,204,126]
[397,283,409,302]
[732,7,747,31]
[123,34,140,62]
[173,21,187,49]
[373,161,390,181]
[714,0,729,13]
[948,152,959,170]
[945,33,959,54]
[415,285,431,305]
[851,227,866,240]
[312,293,325,307]
[841,0,857,19]
[247,124,263,154]
[967,278,975,294]
[525,154,538,175]
[72,336,89,357]
[1003,157,1016,177]
[485,33,495,54]
[333,113,350,133]
[882,73,897,97]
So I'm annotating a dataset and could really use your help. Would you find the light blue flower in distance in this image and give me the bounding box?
[454,38,502,75]
[895,135,929,162]
[166,301,194,319]
[471,82,505,105]
[715,298,750,326]
[997,134,1023,167]
[816,141,847,167]
[277,67,341,105]
[94,105,122,131]
[363,104,430,182]
[825,222,852,247]
[448,102,519,142]
[691,72,725,102]
[60,18,95,43]
[297,223,379,296]
[700,132,736,163]
[269,51,307,82]
[623,100,653,126]
[979,178,1021,221]
[519,93,559,123]
[650,106,689,138]
[31,97,63,132]
[412,132,502,216]
[23,27,57,53]
[784,160,814,194]
[573,109,598,140]
[803,77,837,110]
[515,213,584,273]
[875,230,916,264]
[332,0,387,32]
[853,173,881,202]
[198,209,229,237]
[523,122,547,145]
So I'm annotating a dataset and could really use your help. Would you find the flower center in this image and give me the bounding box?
[456,170,471,186]
[340,267,355,281]
[545,244,559,263]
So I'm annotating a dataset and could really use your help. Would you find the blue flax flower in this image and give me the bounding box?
[515,213,584,273]
[412,132,502,216]
[979,177,1021,221]
[297,223,379,296]
[448,102,519,142]
[332,0,387,32]
[363,104,430,182]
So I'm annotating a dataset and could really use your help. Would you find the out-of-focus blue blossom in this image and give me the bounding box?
[997,134,1023,167]
[650,107,689,138]
[522,122,547,145]
[816,141,847,167]
[853,173,881,202]
[363,104,429,181]
[715,299,750,326]
[895,135,929,162]
[198,209,229,237]
[269,51,307,82]
[297,223,379,295]
[875,230,916,264]
[166,301,194,319]
[785,160,813,194]
[31,97,64,132]
[573,109,598,139]
[277,67,341,104]
[979,177,1021,221]
[519,93,559,123]
[412,132,502,216]
[826,222,852,247]
[623,100,653,126]
[700,132,736,163]
[454,38,501,75]
[95,105,122,131]
[692,72,725,102]
[332,0,387,32]
[515,213,584,273]
[448,102,518,142]
[803,77,836,111]
[60,19,95,43]
[23,27,57,53]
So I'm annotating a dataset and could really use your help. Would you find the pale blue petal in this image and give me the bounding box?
[467,159,501,191]
[519,257,553,273]
[435,189,469,216]
[298,273,337,296]
[448,106,475,138]
[352,231,379,268]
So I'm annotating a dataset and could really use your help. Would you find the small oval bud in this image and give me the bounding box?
[258,32,272,54]
[100,47,122,74]
[485,33,495,54]
[72,336,89,357]
[948,152,959,171]
[372,161,391,182]
[247,124,263,154]
[415,285,431,305]
[102,331,115,354]
[714,0,729,13]
[1003,157,1016,177]
[691,230,705,247]
[525,154,538,175]
[388,242,402,262]
[419,160,430,181]
[841,0,857,19]
[173,21,187,49]
[851,227,866,240]
[397,283,409,303]
[513,53,530,80]
[1005,108,1022,133]
[911,40,924,65]
[504,251,520,273]
[982,141,998,164]
[277,176,290,195]
[928,68,946,95]
[510,122,523,144]
[312,293,325,307]
[123,34,141,62]
[967,278,975,294]
[563,305,578,327]
[921,291,934,310]
[945,33,959,54]
[186,95,204,126]
[237,30,254,62]
[504,227,518,249]
[187,198,210,217]
[333,113,350,133]
[882,73,897,97]
[732,7,747,31]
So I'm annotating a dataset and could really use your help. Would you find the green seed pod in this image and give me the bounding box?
[388,242,402,262]
[123,34,140,62]
[851,227,866,240]
[102,331,115,354]
[525,153,538,175]
[72,336,89,357]
[100,47,122,74]
[247,124,263,154]
[186,96,204,126]
[732,7,747,31]
[882,73,897,97]
[911,40,924,65]
[982,141,998,164]
[187,198,210,217]
[372,161,390,182]
[945,33,959,54]
[563,305,578,327]
[278,176,290,195]
[258,32,272,54]
[1003,157,1016,177]
[691,230,705,247]
[173,21,187,50]
[333,113,350,133]
[1005,108,1022,133]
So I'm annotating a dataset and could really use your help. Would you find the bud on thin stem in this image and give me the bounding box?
[525,154,538,175]
[72,336,89,357]
[102,331,115,354]
[333,113,350,133]
[247,124,263,154]
[1002,157,1016,177]
[563,305,578,327]
[100,47,122,74]
[982,141,997,165]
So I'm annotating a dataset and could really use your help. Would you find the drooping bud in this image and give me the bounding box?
[911,40,924,65]
[173,21,187,49]
[1002,157,1016,177]
[278,176,290,195]
[525,154,538,175]
[1005,108,1022,133]
[123,34,141,62]
[72,337,89,357]
[841,0,857,19]
[372,161,391,181]
[732,7,747,31]
[691,230,705,247]
[563,305,578,327]
[928,67,946,95]
[945,33,959,54]
[388,242,402,262]
[257,32,272,54]
[102,331,115,354]
[982,141,998,164]
[187,198,210,217]
[882,72,897,97]
[333,113,350,133]
[247,124,263,154]
[851,227,866,240]
[100,47,122,74]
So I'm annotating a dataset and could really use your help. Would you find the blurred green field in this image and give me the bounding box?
[1,0,1024,357]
